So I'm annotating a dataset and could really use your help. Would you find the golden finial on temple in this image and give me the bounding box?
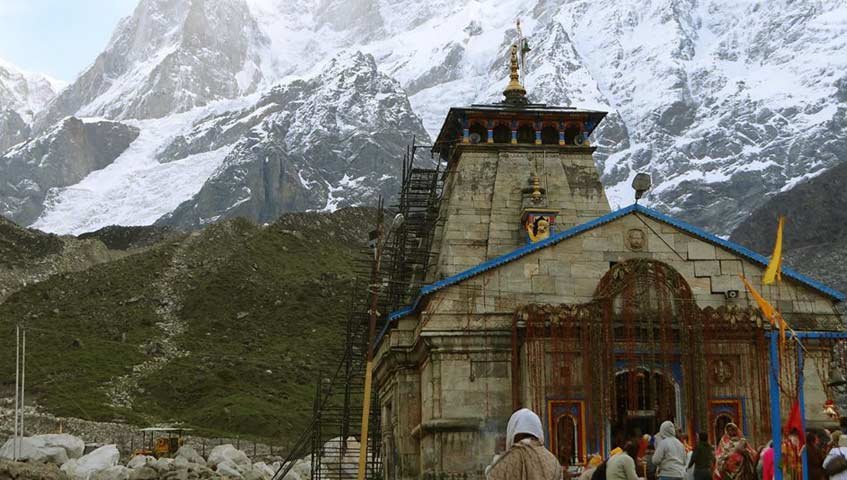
[503,18,529,105]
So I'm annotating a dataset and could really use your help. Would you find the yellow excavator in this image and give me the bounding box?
[133,427,191,458]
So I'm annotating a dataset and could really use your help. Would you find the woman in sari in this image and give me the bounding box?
[714,423,758,480]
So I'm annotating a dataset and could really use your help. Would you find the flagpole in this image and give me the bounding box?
[770,332,783,480]
[13,324,19,461]
[798,341,808,480]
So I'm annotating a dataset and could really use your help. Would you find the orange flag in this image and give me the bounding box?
[763,216,784,285]
[739,275,776,325]
[740,274,789,349]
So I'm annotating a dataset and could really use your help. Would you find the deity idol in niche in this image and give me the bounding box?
[526,215,552,242]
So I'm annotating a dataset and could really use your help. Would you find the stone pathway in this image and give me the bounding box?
[104,233,200,408]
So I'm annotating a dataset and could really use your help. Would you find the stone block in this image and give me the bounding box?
[694,260,720,277]
[543,260,571,277]
[488,228,515,240]
[582,236,609,252]
[710,275,742,293]
[471,361,510,379]
[687,241,716,260]
[548,278,577,297]
[720,260,743,275]
[778,300,794,314]
[571,262,609,279]
[531,275,556,294]
[523,262,540,278]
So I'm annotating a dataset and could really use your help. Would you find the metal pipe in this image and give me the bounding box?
[357,206,384,480]
[20,328,25,448]
[13,325,19,461]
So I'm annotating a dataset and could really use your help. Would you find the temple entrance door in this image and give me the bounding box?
[612,368,677,447]
[553,415,577,468]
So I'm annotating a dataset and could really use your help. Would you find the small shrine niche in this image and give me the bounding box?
[521,171,558,243]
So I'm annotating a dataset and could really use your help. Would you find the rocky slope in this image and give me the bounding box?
[0,208,372,443]
[0,216,131,304]
[730,160,847,294]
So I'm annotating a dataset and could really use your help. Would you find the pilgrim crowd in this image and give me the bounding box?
[486,409,847,480]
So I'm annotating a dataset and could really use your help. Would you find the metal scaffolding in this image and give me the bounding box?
[273,139,442,480]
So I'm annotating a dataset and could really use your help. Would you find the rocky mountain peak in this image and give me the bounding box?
[158,50,430,230]
[34,0,270,128]
[0,58,63,124]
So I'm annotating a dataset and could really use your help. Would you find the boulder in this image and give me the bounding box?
[30,434,85,460]
[162,468,190,480]
[153,457,174,472]
[128,465,159,480]
[61,444,119,479]
[0,437,50,463]
[93,465,130,480]
[127,455,155,469]
[0,437,68,465]
[246,462,274,480]
[0,459,69,480]
[216,459,244,478]
[207,445,250,468]
[288,457,311,480]
[317,438,363,478]
[176,445,205,465]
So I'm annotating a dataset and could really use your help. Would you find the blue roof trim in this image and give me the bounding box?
[376,204,844,347]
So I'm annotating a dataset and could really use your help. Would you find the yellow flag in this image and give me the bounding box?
[763,216,784,284]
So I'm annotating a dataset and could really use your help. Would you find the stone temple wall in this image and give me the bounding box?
[428,146,610,281]
[376,207,841,479]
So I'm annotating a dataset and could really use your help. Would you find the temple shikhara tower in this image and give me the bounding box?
[371,34,846,480]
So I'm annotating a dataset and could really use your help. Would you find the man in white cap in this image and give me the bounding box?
[487,408,563,480]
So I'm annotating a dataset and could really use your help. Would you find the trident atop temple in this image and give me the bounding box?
[503,18,531,105]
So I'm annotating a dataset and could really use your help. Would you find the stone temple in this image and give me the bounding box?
[372,45,846,480]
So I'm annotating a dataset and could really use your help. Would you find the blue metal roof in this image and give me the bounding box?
[376,204,845,345]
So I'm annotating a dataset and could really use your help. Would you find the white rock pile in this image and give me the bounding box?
[0,433,85,465]
[0,434,366,480]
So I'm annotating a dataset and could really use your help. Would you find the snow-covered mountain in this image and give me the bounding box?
[0,58,65,150]
[0,58,63,122]
[34,0,272,129]
[29,52,427,234]
[3,0,847,236]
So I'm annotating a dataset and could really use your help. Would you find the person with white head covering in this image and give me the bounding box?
[652,421,687,480]
[486,408,563,480]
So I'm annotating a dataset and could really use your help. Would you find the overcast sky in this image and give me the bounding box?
[0,0,137,81]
